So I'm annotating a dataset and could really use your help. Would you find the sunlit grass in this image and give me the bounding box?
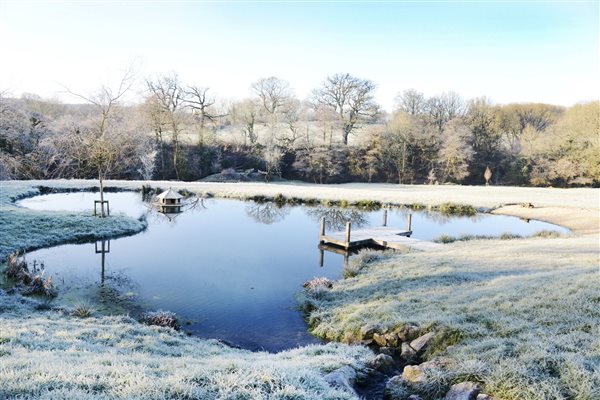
[306,236,600,399]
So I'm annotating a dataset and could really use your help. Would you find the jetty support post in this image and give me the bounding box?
[345,222,352,247]
[406,213,412,233]
[319,248,324,267]
[382,209,388,226]
[319,217,326,242]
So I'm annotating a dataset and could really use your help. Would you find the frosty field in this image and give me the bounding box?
[0,180,598,399]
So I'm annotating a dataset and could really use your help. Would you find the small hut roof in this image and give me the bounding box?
[156,188,183,200]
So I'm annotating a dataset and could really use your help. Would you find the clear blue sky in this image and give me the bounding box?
[1,1,598,110]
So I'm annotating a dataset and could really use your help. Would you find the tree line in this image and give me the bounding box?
[1,73,598,187]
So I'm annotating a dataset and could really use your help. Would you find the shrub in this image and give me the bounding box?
[353,200,382,210]
[436,203,477,216]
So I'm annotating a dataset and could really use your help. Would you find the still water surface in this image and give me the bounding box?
[18,192,568,351]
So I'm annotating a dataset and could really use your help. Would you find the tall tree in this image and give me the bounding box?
[63,67,138,217]
[146,74,185,179]
[185,86,224,145]
[251,77,292,118]
[394,89,426,115]
[437,119,474,183]
[312,73,379,145]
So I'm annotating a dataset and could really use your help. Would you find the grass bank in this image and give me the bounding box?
[0,182,148,261]
[0,291,371,399]
[303,235,599,399]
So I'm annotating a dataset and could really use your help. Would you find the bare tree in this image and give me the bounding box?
[251,77,292,115]
[146,74,185,179]
[426,91,467,131]
[234,99,259,146]
[395,89,426,115]
[184,86,226,145]
[312,73,379,145]
[63,67,136,217]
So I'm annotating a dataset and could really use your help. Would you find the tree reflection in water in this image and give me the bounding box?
[305,207,369,231]
[245,202,291,225]
[92,239,142,315]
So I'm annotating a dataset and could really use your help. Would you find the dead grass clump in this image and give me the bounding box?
[140,310,180,330]
[303,277,333,292]
[531,230,564,238]
[5,251,29,282]
[4,252,57,298]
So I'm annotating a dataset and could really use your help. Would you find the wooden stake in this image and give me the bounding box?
[382,209,388,226]
[407,213,412,232]
[345,222,352,245]
[319,217,326,240]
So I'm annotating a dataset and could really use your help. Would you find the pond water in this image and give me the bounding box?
[15,191,568,352]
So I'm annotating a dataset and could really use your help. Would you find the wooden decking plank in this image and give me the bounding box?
[320,225,442,252]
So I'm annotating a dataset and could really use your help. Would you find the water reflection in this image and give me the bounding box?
[95,240,110,286]
[17,192,569,352]
[245,202,291,225]
[318,243,351,269]
[305,207,369,230]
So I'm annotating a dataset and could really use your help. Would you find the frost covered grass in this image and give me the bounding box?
[305,236,600,399]
[0,291,372,400]
[0,181,147,260]
[432,230,565,243]
[0,180,376,399]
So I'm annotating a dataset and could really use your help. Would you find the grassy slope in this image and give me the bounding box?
[0,293,371,399]
[306,236,600,400]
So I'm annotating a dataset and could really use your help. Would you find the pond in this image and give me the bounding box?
[14,191,568,352]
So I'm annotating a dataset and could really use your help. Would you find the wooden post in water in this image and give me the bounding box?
[382,209,388,226]
[406,213,412,232]
[319,248,324,267]
[319,217,326,242]
[345,222,352,246]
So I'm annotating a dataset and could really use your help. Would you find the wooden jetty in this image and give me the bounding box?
[319,210,442,252]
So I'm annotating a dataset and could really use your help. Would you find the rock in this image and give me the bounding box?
[380,346,394,356]
[476,394,492,400]
[360,324,380,339]
[324,366,357,395]
[410,332,435,354]
[402,365,426,383]
[400,342,416,360]
[445,382,480,400]
[408,396,423,400]
[373,332,389,347]
[360,339,374,346]
[385,333,400,347]
[370,354,395,372]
